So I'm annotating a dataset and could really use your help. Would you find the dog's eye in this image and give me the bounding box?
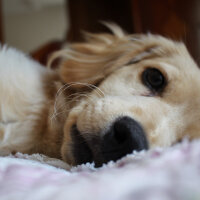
[142,68,166,92]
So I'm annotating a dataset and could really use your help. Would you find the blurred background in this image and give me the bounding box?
[0,0,200,65]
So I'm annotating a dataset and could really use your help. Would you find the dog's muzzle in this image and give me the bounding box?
[70,116,148,167]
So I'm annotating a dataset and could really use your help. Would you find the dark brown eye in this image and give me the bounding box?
[142,68,166,92]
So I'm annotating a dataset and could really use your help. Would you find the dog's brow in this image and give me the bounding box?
[126,47,159,65]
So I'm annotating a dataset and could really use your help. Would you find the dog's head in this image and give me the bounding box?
[51,24,200,167]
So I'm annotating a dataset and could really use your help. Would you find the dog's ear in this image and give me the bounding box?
[48,23,127,89]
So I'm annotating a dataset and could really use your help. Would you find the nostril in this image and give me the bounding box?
[113,117,148,149]
[113,120,130,144]
[102,116,148,164]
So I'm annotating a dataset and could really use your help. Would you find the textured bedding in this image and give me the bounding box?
[0,139,200,200]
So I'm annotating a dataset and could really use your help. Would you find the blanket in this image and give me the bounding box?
[0,139,200,200]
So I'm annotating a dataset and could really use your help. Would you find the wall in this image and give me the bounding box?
[2,0,68,53]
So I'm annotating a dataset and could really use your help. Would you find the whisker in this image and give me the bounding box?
[51,92,96,122]
[82,82,105,98]
[53,82,105,121]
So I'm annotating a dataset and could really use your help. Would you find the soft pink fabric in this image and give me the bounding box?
[0,139,200,200]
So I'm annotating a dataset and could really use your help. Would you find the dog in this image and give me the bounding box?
[1,24,200,167]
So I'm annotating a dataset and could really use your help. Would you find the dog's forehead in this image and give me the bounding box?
[127,35,199,73]
[103,38,189,80]
[127,34,186,58]
[100,37,200,105]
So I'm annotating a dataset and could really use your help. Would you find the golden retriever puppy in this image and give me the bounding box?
[1,24,200,167]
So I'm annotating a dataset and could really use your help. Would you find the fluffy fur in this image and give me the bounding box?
[1,24,200,166]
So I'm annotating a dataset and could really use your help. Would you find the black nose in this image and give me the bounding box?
[70,117,148,167]
[101,116,148,166]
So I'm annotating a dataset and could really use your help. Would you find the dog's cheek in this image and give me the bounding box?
[61,127,74,164]
[61,101,88,164]
[61,141,74,165]
[61,110,79,164]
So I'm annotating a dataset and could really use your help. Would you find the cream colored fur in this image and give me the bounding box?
[1,24,200,166]
[0,46,46,154]
[0,46,65,158]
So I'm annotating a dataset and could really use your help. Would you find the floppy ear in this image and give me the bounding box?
[48,23,127,89]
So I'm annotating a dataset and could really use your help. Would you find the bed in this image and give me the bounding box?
[0,139,200,200]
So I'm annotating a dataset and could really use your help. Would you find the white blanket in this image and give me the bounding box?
[0,139,200,200]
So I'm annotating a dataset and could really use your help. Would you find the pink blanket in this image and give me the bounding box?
[0,139,200,200]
